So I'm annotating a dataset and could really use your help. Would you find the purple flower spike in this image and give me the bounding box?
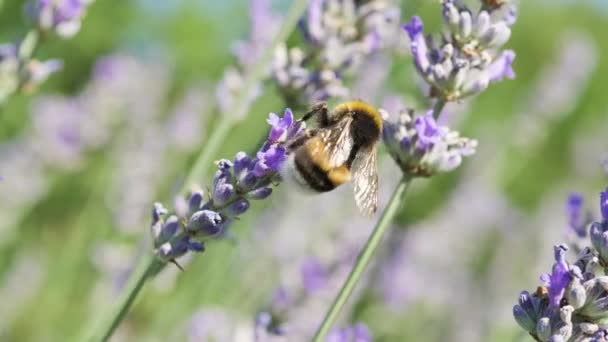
[540,245,571,308]
[403,16,430,74]
[600,188,608,221]
[151,107,306,264]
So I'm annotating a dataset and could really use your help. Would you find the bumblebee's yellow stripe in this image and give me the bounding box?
[334,100,383,131]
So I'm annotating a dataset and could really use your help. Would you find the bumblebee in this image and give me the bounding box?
[283,100,382,215]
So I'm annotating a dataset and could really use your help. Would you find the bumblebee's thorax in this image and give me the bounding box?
[333,100,382,150]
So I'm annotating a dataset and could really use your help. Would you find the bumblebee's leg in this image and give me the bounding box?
[285,128,319,151]
[298,102,330,126]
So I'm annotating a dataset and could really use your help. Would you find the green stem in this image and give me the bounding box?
[312,176,412,341]
[85,1,310,340]
[432,99,446,120]
[312,100,446,340]
[88,254,163,342]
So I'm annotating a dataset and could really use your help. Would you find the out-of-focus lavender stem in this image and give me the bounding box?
[312,100,445,341]
[88,254,163,342]
[182,0,309,190]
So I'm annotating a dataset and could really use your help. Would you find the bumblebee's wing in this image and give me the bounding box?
[317,116,354,168]
[351,145,378,216]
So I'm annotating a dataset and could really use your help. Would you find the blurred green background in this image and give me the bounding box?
[0,0,607,341]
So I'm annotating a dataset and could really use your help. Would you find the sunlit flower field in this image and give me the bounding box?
[0,1,607,341]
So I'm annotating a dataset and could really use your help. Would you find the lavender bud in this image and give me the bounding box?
[213,178,235,206]
[188,190,205,213]
[152,202,168,224]
[537,318,551,341]
[157,237,190,261]
[233,151,254,176]
[187,210,223,237]
[223,198,250,216]
[567,277,587,310]
[590,222,608,263]
[513,305,535,333]
[152,215,179,247]
[187,241,205,252]
[248,187,273,200]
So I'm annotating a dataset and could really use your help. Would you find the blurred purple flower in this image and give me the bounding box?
[272,0,400,108]
[301,258,328,294]
[566,193,590,238]
[327,323,372,342]
[27,0,91,38]
[232,0,282,70]
[487,50,516,82]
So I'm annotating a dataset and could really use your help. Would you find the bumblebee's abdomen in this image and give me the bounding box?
[291,137,351,192]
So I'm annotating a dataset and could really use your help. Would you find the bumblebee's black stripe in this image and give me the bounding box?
[294,151,336,192]
[350,109,381,148]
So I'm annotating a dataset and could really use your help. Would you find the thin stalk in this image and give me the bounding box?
[88,254,163,342]
[312,176,412,341]
[85,1,310,341]
[312,100,446,340]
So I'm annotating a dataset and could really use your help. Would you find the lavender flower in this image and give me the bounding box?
[514,187,608,341]
[540,245,572,308]
[272,0,400,108]
[27,0,93,38]
[382,108,477,177]
[151,109,305,262]
[403,0,516,101]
